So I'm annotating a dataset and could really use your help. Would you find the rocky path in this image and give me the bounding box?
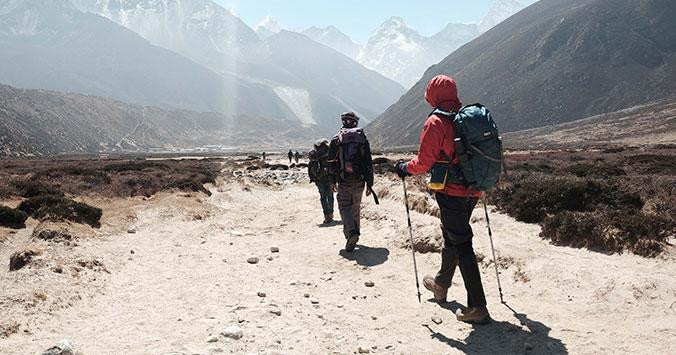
[1,175,675,354]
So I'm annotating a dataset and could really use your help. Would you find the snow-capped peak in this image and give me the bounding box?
[255,15,285,39]
[478,0,525,33]
[302,25,361,59]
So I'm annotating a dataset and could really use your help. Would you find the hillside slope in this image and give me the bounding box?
[0,0,292,119]
[0,85,319,157]
[503,99,676,149]
[369,0,676,148]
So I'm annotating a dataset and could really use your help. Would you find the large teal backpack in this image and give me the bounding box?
[434,104,504,191]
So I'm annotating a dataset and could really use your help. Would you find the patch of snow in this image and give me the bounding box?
[273,86,315,125]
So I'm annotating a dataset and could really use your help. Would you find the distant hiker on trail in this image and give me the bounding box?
[328,112,375,252]
[294,151,301,164]
[288,150,293,164]
[394,75,490,324]
[262,152,266,161]
[309,139,334,224]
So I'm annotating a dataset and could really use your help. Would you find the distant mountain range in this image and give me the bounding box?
[244,0,526,88]
[368,0,676,148]
[1,0,404,136]
[0,84,320,157]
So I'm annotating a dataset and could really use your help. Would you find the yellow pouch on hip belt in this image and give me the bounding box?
[427,161,451,191]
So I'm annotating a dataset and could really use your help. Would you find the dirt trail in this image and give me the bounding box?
[1,165,675,354]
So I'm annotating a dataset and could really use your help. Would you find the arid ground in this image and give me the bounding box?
[0,153,675,354]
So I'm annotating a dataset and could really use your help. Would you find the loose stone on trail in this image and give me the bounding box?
[221,325,243,340]
[257,291,266,297]
[431,315,443,325]
[364,281,375,287]
[41,340,75,355]
[270,246,280,253]
[247,256,259,264]
[270,307,282,316]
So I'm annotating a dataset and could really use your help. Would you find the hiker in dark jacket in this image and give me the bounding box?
[327,112,374,252]
[394,75,490,324]
[288,150,293,164]
[308,139,334,224]
[294,151,301,164]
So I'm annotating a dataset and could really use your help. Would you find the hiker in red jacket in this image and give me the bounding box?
[394,75,490,324]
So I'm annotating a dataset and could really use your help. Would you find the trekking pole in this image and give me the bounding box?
[402,178,422,303]
[482,195,505,304]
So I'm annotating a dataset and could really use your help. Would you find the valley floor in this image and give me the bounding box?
[1,159,675,354]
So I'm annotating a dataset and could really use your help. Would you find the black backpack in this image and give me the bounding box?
[337,127,367,177]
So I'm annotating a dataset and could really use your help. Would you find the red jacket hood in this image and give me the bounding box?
[425,75,462,112]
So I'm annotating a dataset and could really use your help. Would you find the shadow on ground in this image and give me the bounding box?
[317,220,343,228]
[426,302,568,354]
[339,245,390,267]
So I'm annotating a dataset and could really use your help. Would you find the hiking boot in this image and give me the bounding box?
[345,233,359,252]
[326,213,334,223]
[423,276,448,303]
[455,307,491,324]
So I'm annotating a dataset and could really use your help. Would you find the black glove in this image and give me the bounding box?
[394,162,410,179]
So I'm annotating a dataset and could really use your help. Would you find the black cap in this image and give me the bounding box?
[341,112,360,121]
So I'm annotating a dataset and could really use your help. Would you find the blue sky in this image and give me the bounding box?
[216,0,538,42]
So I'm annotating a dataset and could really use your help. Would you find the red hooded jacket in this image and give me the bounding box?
[405,75,482,197]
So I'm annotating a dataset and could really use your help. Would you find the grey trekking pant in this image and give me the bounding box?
[336,181,365,239]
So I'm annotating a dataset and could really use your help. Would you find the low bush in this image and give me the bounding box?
[541,211,675,257]
[492,174,642,223]
[12,180,63,198]
[0,206,28,229]
[17,195,102,228]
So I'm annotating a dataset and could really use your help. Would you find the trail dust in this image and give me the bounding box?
[1,158,675,354]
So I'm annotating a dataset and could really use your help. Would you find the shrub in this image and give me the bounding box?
[541,211,675,257]
[12,180,63,198]
[492,174,642,223]
[17,195,102,228]
[0,206,28,229]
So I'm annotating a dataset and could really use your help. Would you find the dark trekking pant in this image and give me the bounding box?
[317,182,334,216]
[434,194,487,308]
[336,181,365,239]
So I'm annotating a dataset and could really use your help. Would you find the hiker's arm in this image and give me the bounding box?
[363,139,374,187]
[308,161,316,182]
[406,118,444,175]
[327,138,339,185]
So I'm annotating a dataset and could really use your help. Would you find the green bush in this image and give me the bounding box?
[0,206,28,229]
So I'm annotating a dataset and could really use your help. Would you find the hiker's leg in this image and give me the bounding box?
[352,182,365,234]
[435,193,461,288]
[337,183,356,239]
[456,240,486,308]
[438,195,485,307]
[453,197,486,308]
[318,183,330,215]
[327,183,335,216]
[436,224,459,289]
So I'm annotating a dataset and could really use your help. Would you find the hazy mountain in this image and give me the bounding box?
[368,0,676,148]
[255,15,285,40]
[68,0,404,129]
[358,17,479,87]
[0,84,320,157]
[70,0,259,69]
[478,0,526,33]
[357,17,428,88]
[302,26,361,60]
[0,0,291,119]
[240,31,405,127]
